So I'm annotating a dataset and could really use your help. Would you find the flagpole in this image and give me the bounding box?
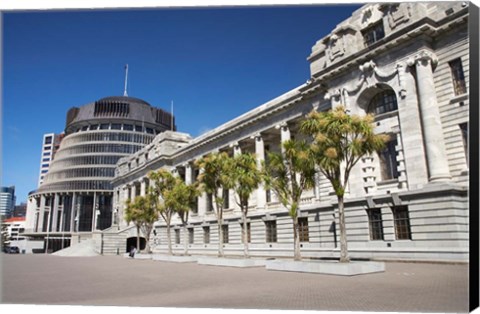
[171,100,174,131]
[123,64,129,96]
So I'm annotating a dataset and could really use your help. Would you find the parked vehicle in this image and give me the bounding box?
[3,246,20,254]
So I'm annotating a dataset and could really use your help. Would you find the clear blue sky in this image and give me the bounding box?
[2,4,361,204]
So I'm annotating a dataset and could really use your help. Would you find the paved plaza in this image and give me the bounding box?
[0,254,469,312]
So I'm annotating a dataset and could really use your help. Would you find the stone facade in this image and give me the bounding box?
[59,2,474,261]
[109,2,471,262]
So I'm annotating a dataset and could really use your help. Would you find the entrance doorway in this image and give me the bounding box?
[126,236,146,253]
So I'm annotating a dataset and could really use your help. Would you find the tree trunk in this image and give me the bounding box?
[242,208,249,258]
[136,226,140,252]
[145,226,151,253]
[217,219,224,257]
[293,216,301,261]
[338,195,350,263]
[166,224,172,255]
[183,223,188,256]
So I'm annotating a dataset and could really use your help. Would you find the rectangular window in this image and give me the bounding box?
[460,123,468,166]
[146,128,154,134]
[222,225,229,244]
[135,125,143,132]
[392,206,411,240]
[241,222,251,243]
[100,124,109,130]
[206,193,214,212]
[265,220,277,243]
[42,158,50,162]
[175,229,180,244]
[111,123,121,130]
[188,228,194,244]
[298,217,309,242]
[362,21,385,46]
[367,208,384,240]
[192,197,199,214]
[90,124,98,130]
[43,152,51,156]
[44,136,53,145]
[379,138,398,180]
[203,226,210,244]
[223,189,229,209]
[449,58,467,96]
[123,124,134,131]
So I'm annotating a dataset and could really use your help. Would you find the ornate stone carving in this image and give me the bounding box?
[406,50,438,68]
[384,3,411,29]
[327,33,345,61]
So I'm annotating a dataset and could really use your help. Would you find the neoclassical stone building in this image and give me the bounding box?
[25,96,175,252]
[29,2,472,261]
[111,2,471,262]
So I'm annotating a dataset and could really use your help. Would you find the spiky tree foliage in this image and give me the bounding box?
[148,169,179,255]
[173,181,199,256]
[124,194,158,253]
[263,139,316,261]
[300,105,388,262]
[195,152,234,257]
[228,153,262,258]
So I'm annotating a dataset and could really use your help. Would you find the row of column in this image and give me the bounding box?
[116,122,301,224]
[33,191,110,234]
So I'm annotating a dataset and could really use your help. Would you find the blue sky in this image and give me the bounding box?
[2,4,361,204]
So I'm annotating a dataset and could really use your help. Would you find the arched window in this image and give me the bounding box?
[368,89,398,115]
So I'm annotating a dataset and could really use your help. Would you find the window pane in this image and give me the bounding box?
[379,138,398,180]
[368,90,398,115]
[393,206,411,240]
[265,221,277,243]
[367,209,384,240]
[449,59,467,96]
[203,226,210,244]
[298,217,309,242]
[222,225,229,243]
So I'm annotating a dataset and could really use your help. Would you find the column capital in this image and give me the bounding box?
[406,50,438,68]
[251,133,263,141]
[275,122,290,131]
[229,141,240,148]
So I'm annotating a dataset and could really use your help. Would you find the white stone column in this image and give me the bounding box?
[231,143,242,211]
[140,179,147,196]
[254,134,266,209]
[39,195,46,232]
[198,167,207,216]
[131,183,137,199]
[278,123,291,152]
[185,163,193,185]
[92,192,98,232]
[408,51,451,182]
[52,193,60,232]
[70,193,77,232]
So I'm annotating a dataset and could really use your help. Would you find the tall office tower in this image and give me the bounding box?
[25,96,174,251]
[38,133,64,186]
[0,186,16,218]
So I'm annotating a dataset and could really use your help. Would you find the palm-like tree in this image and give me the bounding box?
[124,195,157,253]
[263,139,316,261]
[301,105,387,262]
[173,181,199,256]
[229,153,262,258]
[195,152,233,257]
[148,169,179,255]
